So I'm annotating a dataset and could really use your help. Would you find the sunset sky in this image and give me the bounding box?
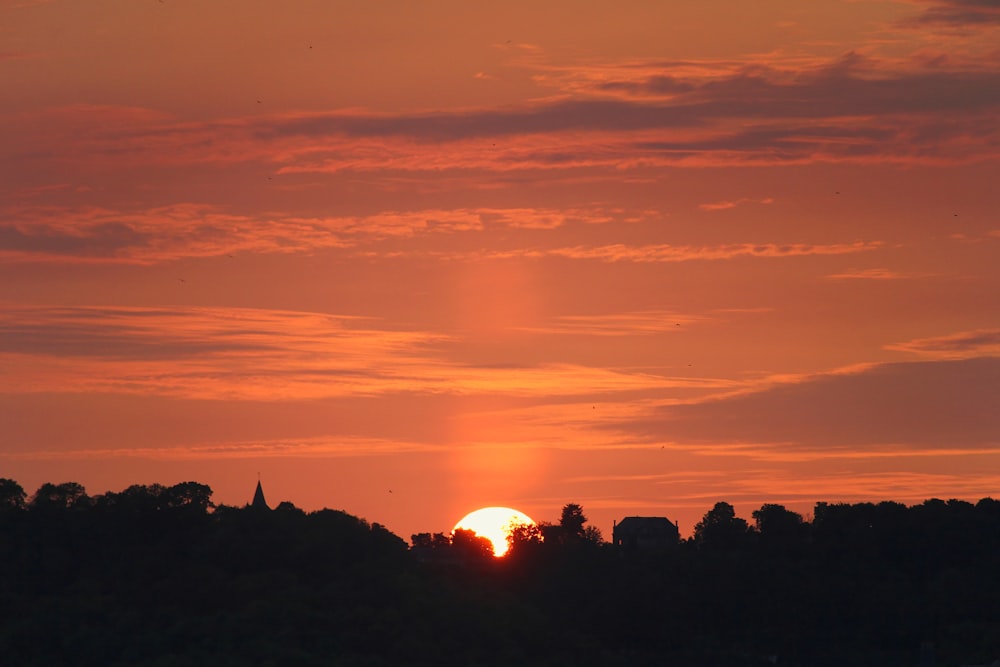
[2,0,998,540]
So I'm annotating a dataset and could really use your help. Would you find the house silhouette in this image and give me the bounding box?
[613,516,679,550]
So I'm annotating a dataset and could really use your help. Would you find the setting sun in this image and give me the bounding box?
[453,507,536,557]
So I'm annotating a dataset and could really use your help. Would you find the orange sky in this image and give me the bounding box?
[2,0,998,539]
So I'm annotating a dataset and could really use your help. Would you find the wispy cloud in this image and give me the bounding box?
[0,203,342,263]
[904,0,1000,25]
[0,204,638,263]
[886,329,1000,358]
[0,305,703,401]
[696,470,1000,505]
[10,52,1000,178]
[368,241,881,263]
[0,436,439,461]
[257,54,1000,143]
[614,357,1000,451]
[0,305,444,399]
[825,267,929,280]
[560,464,1000,515]
[566,470,730,485]
[516,310,701,336]
[699,197,774,212]
[348,240,880,266]
[0,202,879,265]
[529,241,882,263]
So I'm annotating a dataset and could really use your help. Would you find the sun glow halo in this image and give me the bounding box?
[453,506,536,557]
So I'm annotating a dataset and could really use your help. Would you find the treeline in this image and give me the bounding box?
[1,479,999,666]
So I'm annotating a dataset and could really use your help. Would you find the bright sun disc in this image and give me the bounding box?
[453,506,535,557]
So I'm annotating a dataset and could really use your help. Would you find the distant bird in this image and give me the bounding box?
[835,191,841,195]
[178,278,186,283]
[256,99,262,104]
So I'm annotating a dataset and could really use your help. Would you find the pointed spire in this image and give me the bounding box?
[251,480,270,511]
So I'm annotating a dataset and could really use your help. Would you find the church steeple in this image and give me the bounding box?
[251,479,270,511]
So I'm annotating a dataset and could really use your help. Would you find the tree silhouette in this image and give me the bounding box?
[552,502,604,546]
[4,478,1000,666]
[411,531,452,551]
[752,503,807,550]
[0,478,26,511]
[583,524,603,544]
[29,481,89,511]
[505,521,546,561]
[560,503,588,540]
[451,527,496,559]
[164,481,214,511]
[693,501,753,551]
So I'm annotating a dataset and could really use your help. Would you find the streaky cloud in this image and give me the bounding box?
[539,241,882,263]
[0,436,441,462]
[0,204,638,263]
[699,197,774,211]
[825,268,929,280]
[375,241,882,263]
[11,53,999,177]
[0,305,703,401]
[617,357,1000,450]
[904,0,1000,25]
[886,329,1000,358]
[515,310,703,336]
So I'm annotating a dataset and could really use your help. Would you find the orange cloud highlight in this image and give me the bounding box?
[699,197,774,211]
[825,268,927,280]
[0,306,709,401]
[0,205,639,264]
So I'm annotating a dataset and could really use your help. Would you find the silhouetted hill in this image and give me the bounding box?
[1,479,998,666]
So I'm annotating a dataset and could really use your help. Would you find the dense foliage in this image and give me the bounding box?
[1,479,999,666]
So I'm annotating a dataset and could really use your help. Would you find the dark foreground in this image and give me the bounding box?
[1,480,999,666]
